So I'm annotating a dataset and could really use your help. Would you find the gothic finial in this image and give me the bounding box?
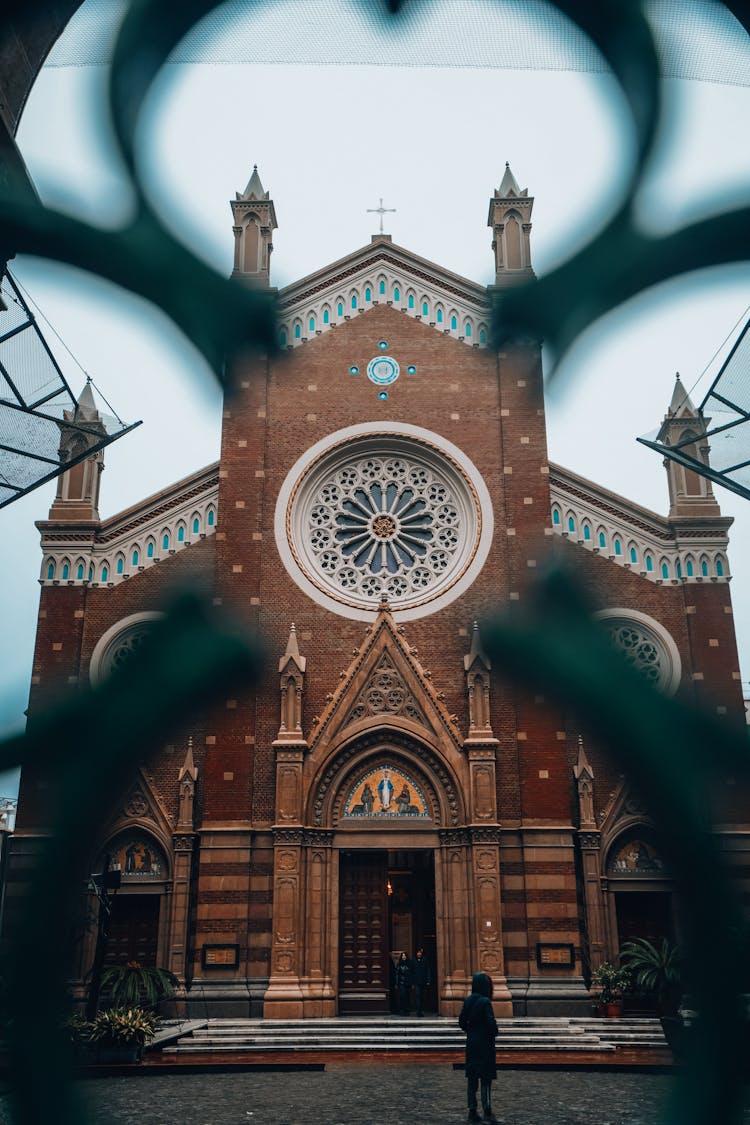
[179,735,198,782]
[280,623,306,672]
[574,734,593,780]
[464,620,490,671]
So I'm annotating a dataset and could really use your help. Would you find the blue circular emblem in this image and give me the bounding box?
[367,355,400,386]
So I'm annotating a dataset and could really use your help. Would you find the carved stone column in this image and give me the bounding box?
[470,826,512,1016]
[300,828,336,1017]
[264,826,305,1018]
[169,739,198,995]
[574,738,605,973]
[437,827,472,1012]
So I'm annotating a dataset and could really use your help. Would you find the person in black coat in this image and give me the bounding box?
[394,951,412,1015]
[458,972,499,1123]
[412,948,431,1016]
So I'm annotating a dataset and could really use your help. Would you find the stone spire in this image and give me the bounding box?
[177,736,199,830]
[277,624,307,741]
[487,162,535,288]
[48,379,107,521]
[573,735,595,830]
[231,163,278,286]
[464,621,494,739]
[657,372,721,519]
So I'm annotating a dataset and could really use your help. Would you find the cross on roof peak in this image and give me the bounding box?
[367,197,396,235]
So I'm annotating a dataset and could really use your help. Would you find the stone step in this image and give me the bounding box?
[161,1015,666,1056]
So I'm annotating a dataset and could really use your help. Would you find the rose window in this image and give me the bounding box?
[601,615,679,693]
[283,433,484,613]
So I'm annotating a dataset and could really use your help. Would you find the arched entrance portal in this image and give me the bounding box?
[338,848,437,1014]
[264,728,513,1019]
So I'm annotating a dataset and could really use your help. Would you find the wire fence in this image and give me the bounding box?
[0,2,749,1123]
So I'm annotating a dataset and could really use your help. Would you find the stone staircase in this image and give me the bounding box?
[160,1015,666,1056]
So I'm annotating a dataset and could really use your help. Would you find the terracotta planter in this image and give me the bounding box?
[605,1000,624,1018]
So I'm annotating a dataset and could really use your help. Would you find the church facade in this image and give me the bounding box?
[11,165,746,1018]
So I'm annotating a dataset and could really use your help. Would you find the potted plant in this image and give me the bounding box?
[100,962,178,1009]
[592,960,632,1017]
[88,1006,157,1063]
[620,938,682,1048]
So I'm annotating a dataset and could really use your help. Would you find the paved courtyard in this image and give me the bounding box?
[2,1066,748,1125]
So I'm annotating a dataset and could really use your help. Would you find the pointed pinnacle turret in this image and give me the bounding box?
[75,378,100,421]
[242,163,266,200]
[573,734,593,781]
[179,735,198,782]
[488,162,534,287]
[464,620,491,671]
[279,623,306,673]
[498,161,522,197]
[668,372,697,416]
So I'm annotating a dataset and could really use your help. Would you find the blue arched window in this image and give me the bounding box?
[583,523,591,541]
[147,541,154,559]
[676,561,682,579]
[629,546,637,564]
[337,302,343,317]
[422,301,429,317]
[701,560,708,577]
[177,525,185,542]
[46,561,55,580]
[465,322,472,337]
[365,287,372,302]
[294,323,301,339]
[192,518,200,535]
[323,308,329,325]
[162,533,170,551]
[309,316,315,332]
[77,563,85,580]
[61,563,70,580]
[716,558,724,576]
[132,549,140,567]
[451,315,457,330]
[101,566,108,583]
[207,509,215,527]
[645,554,654,572]
[567,515,575,533]
[279,329,287,347]
[88,564,94,581]
[379,280,386,295]
[393,287,400,302]
[661,561,669,579]
[479,328,487,344]
[436,308,444,324]
[598,531,606,549]
[408,293,415,309]
[686,559,694,577]
[614,537,622,556]
[552,508,561,526]
[116,557,124,574]
[351,294,357,310]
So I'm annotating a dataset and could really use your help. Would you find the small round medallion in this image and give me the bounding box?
[367,355,400,386]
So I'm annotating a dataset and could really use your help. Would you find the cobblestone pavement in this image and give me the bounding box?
[2,1066,749,1125]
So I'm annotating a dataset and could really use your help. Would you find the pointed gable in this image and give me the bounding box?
[309,601,463,755]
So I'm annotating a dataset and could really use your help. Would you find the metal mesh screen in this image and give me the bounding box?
[0,271,139,508]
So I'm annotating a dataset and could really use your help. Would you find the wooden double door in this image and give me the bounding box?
[338,850,437,1014]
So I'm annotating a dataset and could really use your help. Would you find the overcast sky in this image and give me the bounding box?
[1,2,748,799]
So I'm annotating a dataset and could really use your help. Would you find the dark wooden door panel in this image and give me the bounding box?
[339,852,388,1012]
[106,895,160,966]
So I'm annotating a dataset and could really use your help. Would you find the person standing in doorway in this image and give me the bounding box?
[458,972,499,1124]
[395,951,412,1016]
[412,947,431,1016]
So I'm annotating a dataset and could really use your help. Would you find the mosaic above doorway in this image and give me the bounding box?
[344,765,428,819]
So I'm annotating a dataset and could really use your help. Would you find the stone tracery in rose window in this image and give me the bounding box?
[606,621,664,685]
[305,454,465,605]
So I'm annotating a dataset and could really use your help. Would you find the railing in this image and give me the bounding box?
[0,3,748,1123]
